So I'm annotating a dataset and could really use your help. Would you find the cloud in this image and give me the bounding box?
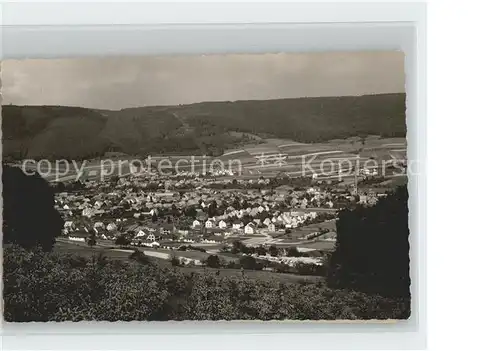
[1,52,405,110]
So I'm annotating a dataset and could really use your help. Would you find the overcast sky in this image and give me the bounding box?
[2,52,405,110]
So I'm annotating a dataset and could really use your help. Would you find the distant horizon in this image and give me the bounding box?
[2,52,405,110]
[3,92,405,111]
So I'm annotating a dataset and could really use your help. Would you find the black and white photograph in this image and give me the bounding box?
[2,51,410,322]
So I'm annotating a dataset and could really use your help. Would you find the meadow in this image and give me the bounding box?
[53,241,321,283]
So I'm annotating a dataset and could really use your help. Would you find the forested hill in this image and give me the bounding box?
[2,93,406,160]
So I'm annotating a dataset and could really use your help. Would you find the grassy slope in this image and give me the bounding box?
[2,93,406,160]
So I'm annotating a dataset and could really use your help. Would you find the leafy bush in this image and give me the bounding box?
[128,250,151,265]
[3,245,410,321]
[171,256,181,267]
[2,246,171,321]
[115,235,131,246]
[269,245,279,257]
[286,247,301,257]
[206,255,221,269]
[295,262,325,276]
[256,246,267,256]
[238,256,265,271]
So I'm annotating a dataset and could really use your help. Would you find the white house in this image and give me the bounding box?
[267,223,276,232]
[218,220,227,229]
[68,236,86,242]
[244,223,256,235]
[136,230,147,238]
[232,221,243,230]
[192,219,201,229]
[205,220,214,229]
[68,233,89,242]
[64,221,75,231]
[82,208,95,218]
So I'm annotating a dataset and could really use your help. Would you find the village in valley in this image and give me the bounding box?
[53,137,407,277]
[2,51,412,322]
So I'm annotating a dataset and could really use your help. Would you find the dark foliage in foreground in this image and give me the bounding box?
[3,246,410,322]
[2,165,63,251]
[327,186,410,298]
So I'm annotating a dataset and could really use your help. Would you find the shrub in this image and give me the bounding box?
[87,236,97,247]
[230,240,246,254]
[256,246,267,256]
[171,256,181,267]
[286,247,300,257]
[129,250,151,265]
[239,256,258,270]
[295,262,324,276]
[269,245,279,257]
[3,245,410,321]
[115,235,131,246]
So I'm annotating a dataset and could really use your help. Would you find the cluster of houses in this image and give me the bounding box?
[193,208,319,235]
[56,165,387,247]
[61,203,323,246]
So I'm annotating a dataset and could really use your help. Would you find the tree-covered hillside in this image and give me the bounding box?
[2,93,406,160]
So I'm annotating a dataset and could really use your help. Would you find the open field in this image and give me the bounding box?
[176,266,322,283]
[55,239,220,262]
[53,241,321,283]
[53,241,170,267]
[269,220,337,242]
[295,241,336,251]
[8,134,406,183]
